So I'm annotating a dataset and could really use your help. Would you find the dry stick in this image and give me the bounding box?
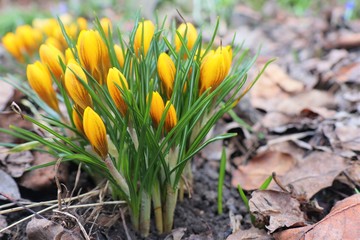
[53,210,90,240]
[0,190,100,215]
[120,208,132,240]
[0,204,56,234]
[70,162,83,202]
[55,157,64,211]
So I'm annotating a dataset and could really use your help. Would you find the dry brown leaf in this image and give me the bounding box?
[335,62,360,83]
[276,90,335,115]
[226,226,271,240]
[0,169,21,200]
[0,81,14,111]
[0,147,34,178]
[250,63,304,112]
[19,152,68,191]
[274,194,360,240]
[271,151,347,199]
[0,112,33,144]
[335,123,360,151]
[26,217,82,240]
[249,190,306,233]
[231,151,296,190]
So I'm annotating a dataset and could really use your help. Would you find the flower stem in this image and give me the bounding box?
[163,183,178,233]
[139,190,151,237]
[152,180,163,234]
[104,157,130,197]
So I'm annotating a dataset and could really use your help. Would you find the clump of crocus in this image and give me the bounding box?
[3,16,270,238]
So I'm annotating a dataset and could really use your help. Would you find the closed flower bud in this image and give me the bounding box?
[149,91,165,128]
[164,101,177,132]
[100,17,112,37]
[65,61,92,110]
[39,43,65,79]
[72,105,84,134]
[65,47,75,64]
[45,37,63,51]
[199,46,231,95]
[157,53,176,98]
[83,107,108,159]
[175,23,198,53]
[134,20,155,57]
[27,61,60,112]
[16,25,43,55]
[77,17,88,31]
[2,32,24,62]
[77,30,108,84]
[107,67,129,116]
[114,44,125,68]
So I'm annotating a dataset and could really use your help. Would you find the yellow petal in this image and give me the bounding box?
[16,25,43,55]
[149,91,165,128]
[164,101,177,132]
[100,17,112,37]
[27,61,60,112]
[114,44,125,68]
[64,61,92,110]
[72,105,84,134]
[134,20,155,57]
[65,47,75,64]
[83,107,108,159]
[2,32,24,62]
[77,17,88,31]
[107,67,129,116]
[175,23,198,52]
[39,43,65,79]
[157,53,176,98]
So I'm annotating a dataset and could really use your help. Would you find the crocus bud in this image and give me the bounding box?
[114,44,125,68]
[134,20,155,57]
[100,17,112,37]
[164,101,177,132]
[83,107,108,159]
[72,105,84,134]
[65,47,75,64]
[149,91,165,128]
[157,53,176,98]
[64,61,92,110]
[175,23,198,53]
[77,30,108,84]
[39,43,65,79]
[77,17,88,31]
[199,46,231,95]
[107,67,129,116]
[27,61,60,112]
[2,32,24,62]
[16,25,43,55]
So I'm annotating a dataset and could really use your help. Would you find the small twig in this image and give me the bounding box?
[70,163,83,202]
[53,210,90,240]
[120,208,132,240]
[0,190,100,215]
[0,205,56,234]
[272,172,290,193]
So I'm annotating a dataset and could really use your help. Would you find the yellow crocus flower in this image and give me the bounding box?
[199,46,231,95]
[2,32,24,62]
[114,44,125,68]
[107,67,129,116]
[83,107,108,159]
[175,23,198,53]
[149,91,165,128]
[39,43,65,80]
[77,17,88,31]
[16,25,43,55]
[27,61,60,112]
[164,101,177,132]
[157,53,176,98]
[64,61,92,110]
[100,17,112,37]
[134,20,155,57]
[45,37,63,51]
[65,47,75,64]
[72,105,84,134]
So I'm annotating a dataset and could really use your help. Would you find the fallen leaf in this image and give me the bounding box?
[335,123,360,151]
[274,194,360,240]
[0,147,34,178]
[26,217,82,240]
[232,151,296,190]
[164,228,187,240]
[0,169,21,200]
[226,227,271,240]
[0,112,33,144]
[249,190,306,233]
[271,151,347,199]
[335,62,360,83]
[0,215,8,238]
[0,81,14,111]
[19,152,68,191]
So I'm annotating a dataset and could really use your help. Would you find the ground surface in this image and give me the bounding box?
[1,2,360,240]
